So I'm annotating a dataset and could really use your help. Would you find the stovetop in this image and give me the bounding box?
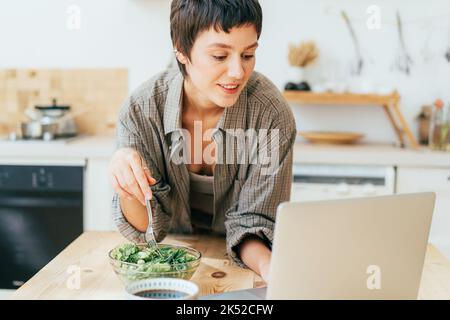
[0,134,83,144]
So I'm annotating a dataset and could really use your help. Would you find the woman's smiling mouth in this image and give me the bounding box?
[218,83,240,94]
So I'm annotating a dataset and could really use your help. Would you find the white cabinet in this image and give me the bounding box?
[84,158,116,231]
[396,167,450,248]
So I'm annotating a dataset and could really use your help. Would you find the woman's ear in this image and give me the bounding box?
[174,49,188,65]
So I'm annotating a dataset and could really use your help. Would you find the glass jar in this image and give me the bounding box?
[429,99,450,151]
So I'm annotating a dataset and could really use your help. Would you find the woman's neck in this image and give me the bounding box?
[183,79,223,119]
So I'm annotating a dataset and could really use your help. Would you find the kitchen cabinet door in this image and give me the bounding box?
[84,159,116,231]
[396,167,450,249]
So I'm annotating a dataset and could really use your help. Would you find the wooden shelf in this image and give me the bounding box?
[283,91,398,106]
[283,91,419,149]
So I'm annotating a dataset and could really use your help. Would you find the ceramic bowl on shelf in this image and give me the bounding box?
[299,131,364,145]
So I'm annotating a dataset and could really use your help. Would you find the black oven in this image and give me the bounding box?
[0,165,83,289]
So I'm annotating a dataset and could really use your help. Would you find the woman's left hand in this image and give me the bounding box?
[237,235,272,284]
[259,259,271,284]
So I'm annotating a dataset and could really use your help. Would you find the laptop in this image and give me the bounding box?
[201,192,435,300]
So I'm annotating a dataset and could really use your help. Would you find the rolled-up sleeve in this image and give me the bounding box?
[225,117,297,267]
[111,96,173,244]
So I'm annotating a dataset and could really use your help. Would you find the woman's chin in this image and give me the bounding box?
[212,95,240,108]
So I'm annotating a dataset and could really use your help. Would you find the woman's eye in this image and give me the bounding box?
[213,56,227,61]
[212,54,254,61]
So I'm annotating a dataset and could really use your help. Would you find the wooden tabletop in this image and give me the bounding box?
[11,231,450,300]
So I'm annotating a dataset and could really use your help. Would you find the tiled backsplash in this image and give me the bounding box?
[0,69,128,136]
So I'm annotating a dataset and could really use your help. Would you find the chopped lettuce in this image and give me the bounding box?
[110,243,198,281]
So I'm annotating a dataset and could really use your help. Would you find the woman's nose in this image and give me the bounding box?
[227,57,245,80]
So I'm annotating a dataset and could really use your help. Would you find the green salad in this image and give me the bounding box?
[110,243,199,281]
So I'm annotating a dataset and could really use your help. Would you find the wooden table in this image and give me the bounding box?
[11,232,450,300]
[11,232,263,300]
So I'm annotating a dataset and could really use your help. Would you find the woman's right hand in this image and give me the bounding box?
[108,148,157,206]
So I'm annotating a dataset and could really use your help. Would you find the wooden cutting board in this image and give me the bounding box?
[0,69,128,136]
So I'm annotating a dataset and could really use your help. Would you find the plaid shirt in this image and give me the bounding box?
[112,69,297,267]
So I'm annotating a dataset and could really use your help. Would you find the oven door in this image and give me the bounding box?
[0,165,83,289]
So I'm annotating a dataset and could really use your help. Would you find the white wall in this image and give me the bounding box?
[0,0,172,90]
[1,0,450,143]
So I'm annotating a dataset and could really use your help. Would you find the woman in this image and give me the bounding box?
[109,0,296,283]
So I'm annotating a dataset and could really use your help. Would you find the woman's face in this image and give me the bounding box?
[178,24,258,108]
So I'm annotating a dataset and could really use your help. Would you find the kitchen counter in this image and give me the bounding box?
[10,231,450,300]
[0,135,116,160]
[293,141,450,168]
[1,134,450,168]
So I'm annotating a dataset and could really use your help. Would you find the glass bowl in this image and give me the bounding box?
[109,243,201,284]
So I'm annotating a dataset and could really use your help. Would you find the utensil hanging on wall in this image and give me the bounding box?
[420,23,433,63]
[445,24,450,63]
[341,10,364,76]
[393,11,413,75]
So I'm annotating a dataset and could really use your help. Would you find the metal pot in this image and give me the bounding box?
[20,121,58,140]
[33,99,78,137]
[19,98,78,140]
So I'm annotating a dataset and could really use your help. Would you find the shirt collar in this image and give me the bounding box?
[163,71,184,136]
[163,70,248,138]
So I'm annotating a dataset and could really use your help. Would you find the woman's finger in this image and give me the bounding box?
[115,171,132,196]
[121,166,146,205]
[143,167,157,186]
[111,174,134,200]
[130,158,153,201]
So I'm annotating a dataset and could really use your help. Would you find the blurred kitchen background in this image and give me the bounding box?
[1,0,450,297]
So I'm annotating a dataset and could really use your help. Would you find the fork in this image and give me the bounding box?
[145,195,163,257]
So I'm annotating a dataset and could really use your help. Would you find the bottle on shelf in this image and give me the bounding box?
[429,99,450,151]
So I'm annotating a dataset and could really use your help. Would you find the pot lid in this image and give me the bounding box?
[35,98,70,111]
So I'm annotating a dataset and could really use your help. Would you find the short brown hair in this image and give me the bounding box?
[170,0,263,76]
